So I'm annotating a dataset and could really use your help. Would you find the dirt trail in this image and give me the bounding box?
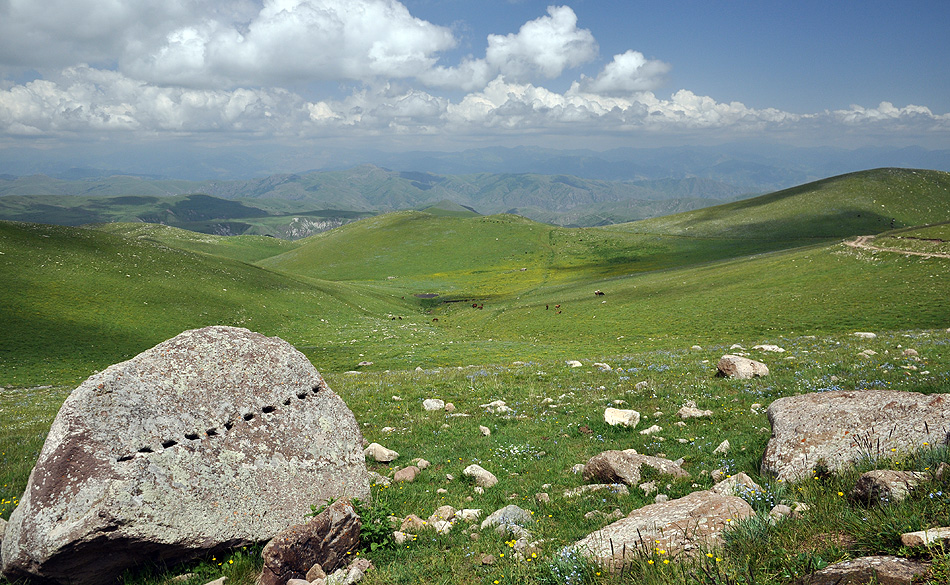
[844,235,950,258]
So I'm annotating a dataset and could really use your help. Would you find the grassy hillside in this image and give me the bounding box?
[622,168,950,239]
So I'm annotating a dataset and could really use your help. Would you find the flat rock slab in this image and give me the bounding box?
[571,490,753,568]
[1,326,369,585]
[796,555,929,585]
[762,390,950,482]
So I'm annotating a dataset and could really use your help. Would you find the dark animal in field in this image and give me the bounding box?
[594,290,605,296]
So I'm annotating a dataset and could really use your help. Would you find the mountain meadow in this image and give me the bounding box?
[2,167,950,584]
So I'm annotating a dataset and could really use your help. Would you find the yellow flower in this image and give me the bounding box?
[837,491,844,497]
[663,559,670,564]
[648,560,654,565]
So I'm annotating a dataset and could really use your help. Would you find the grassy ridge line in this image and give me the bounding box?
[617,168,950,239]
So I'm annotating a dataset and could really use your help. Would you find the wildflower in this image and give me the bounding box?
[838,491,844,497]
[664,559,670,564]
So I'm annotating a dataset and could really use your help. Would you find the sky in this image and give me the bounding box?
[0,0,948,159]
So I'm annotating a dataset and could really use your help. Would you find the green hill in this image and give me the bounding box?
[621,168,950,239]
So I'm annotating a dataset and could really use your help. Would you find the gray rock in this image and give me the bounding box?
[710,472,763,498]
[796,555,928,585]
[761,390,950,482]
[677,406,713,419]
[853,332,878,339]
[604,408,640,428]
[306,563,328,582]
[583,450,689,486]
[393,465,420,483]
[480,505,534,532]
[571,490,753,567]
[901,527,950,547]
[364,443,399,462]
[422,398,445,411]
[850,470,928,505]
[716,355,769,379]
[1,326,369,585]
[257,500,361,585]
[463,464,498,488]
[563,484,630,498]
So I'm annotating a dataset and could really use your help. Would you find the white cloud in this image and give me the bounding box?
[420,5,597,90]
[582,50,670,94]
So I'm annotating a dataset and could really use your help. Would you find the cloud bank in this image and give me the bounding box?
[0,0,947,148]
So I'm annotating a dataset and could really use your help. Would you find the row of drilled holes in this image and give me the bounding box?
[116,384,323,462]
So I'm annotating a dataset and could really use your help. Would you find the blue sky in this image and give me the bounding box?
[0,0,947,157]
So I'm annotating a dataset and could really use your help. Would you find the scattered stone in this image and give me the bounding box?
[571,463,586,474]
[364,443,399,463]
[380,426,395,433]
[368,471,391,487]
[563,483,630,498]
[769,504,792,522]
[480,553,495,565]
[604,408,640,428]
[480,400,512,414]
[796,555,928,585]
[639,481,657,495]
[463,464,498,488]
[357,361,373,367]
[713,439,731,454]
[654,494,669,503]
[535,492,550,504]
[583,450,688,486]
[853,332,878,339]
[761,390,950,482]
[458,509,482,522]
[710,472,763,498]
[422,398,445,411]
[902,348,919,357]
[0,326,369,585]
[566,360,583,368]
[430,520,452,534]
[639,424,662,435]
[677,406,713,419]
[412,458,431,470]
[851,470,927,504]
[392,532,413,545]
[436,488,447,494]
[859,349,878,357]
[444,403,456,413]
[479,425,491,436]
[634,381,649,391]
[691,345,703,350]
[393,466,420,483]
[570,490,753,567]
[306,563,327,583]
[428,506,457,523]
[593,363,612,371]
[901,527,950,547]
[400,515,426,532]
[730,344,745,350]
[716,355,769,379]
[480,505,534,533]
[753,344,785,353]
[257,500,361,585]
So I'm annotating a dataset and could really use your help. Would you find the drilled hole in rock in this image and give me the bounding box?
[138,446,153,454]
[297,392,307,400]
[262,406,276,414]
[243,413,255,421]
[206,428,218,437]
[185,433,200,441]
[162,440,177,449]
[224,420,234,430]
[283,398,292,406]
[311,385,322,394]
[117,455,133,462]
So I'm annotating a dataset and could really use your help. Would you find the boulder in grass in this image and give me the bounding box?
[583,450,688,486]
[796,555,928,585]
[1,326,369,585]
[716,355,769,379]
[570,490,753,568]
[761,390,950,482]
[604,408,640,428]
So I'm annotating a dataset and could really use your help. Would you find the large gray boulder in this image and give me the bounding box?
[571,490,753,567]
[1,326,369,585]
[762,390,950,482]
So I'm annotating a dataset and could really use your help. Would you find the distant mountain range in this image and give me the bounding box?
[0,166,753,232]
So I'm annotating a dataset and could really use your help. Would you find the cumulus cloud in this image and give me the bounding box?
[421,5,597,90]
[582,50,670,94]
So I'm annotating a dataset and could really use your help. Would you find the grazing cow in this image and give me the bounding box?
[594,290,605,296]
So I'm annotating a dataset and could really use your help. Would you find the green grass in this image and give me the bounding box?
[1,167,950,584]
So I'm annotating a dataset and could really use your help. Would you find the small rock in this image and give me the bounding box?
[535,492,550,504]
[400,515,426,532]
[412,458,431,470]
[571,463,586,474]
[654,494,669,503]
[752,344,785,353]
[306,564,327,582]
[566,360,583,368]
[428,505,457,523]
[691,345,703,350]
[422,398,445,411]
[604,407,640,428]
[901,527,950,547]
[851,470,927,504]
[480,553,495,565]
[393,466,420,483]
[639,424,662,435]
[716,355,769,379]
[357,361,373,367]
[634,381,649,391]
[480,400,512,414]
[480,505,534,532]
[479,425,491,436]
[799,555,928,585]
[444,403,456,413]
[393,531,413,544]
[639,481,657,495]
[463,464,498,488]
[563,483,630,498]
[713,440,730,454]
[430,520,452,534]
[902,348,919,357]
[458,509,482,522]
[677,406,713,419]
[364,443,399,463]
[769,504,791,522]
[853,332,878,339]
